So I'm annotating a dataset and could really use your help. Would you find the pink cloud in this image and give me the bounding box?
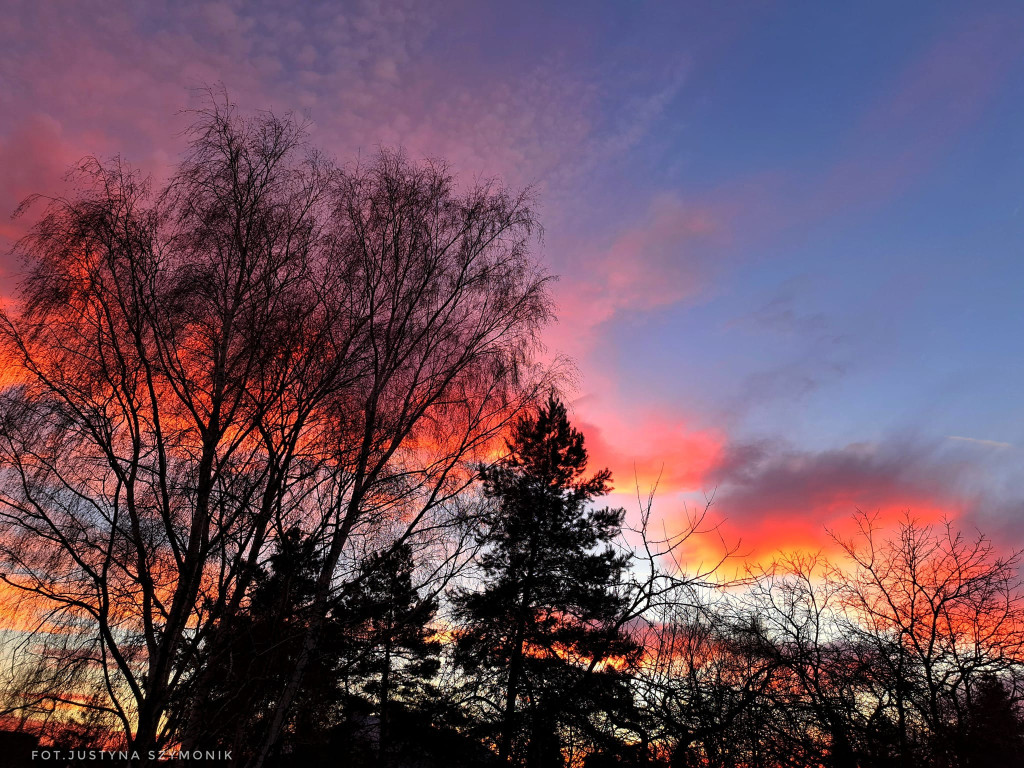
[575,408,725,497]
[546,193,724,363]
[0,115,84,275]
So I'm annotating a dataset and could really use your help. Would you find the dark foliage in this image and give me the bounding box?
[454,396,640,767]
[334,543,442,764]
[175,529,343,760]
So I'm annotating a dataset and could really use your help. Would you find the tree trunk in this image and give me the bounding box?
[379,637,392,766]
[499,629,525,764]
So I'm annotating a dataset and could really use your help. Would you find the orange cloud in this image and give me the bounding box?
[682,438,973,569]
[576,410,724,496]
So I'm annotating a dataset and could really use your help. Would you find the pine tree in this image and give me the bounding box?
[178,535,443,765]
[336,543,442,764]
[959,674,1024,768]
[454,396,639,767]
[175,528,344,758]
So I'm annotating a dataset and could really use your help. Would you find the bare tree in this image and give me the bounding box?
[600,486,755,767]
[834,512,1024,767]
[0,93,553,765]
[628,511,1024,768]
[744,554,872,768]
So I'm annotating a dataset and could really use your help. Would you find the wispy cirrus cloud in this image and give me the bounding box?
[947,435,1013,449]
[816,8,1024,211]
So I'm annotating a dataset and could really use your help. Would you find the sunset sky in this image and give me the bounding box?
[2,0,1023,564]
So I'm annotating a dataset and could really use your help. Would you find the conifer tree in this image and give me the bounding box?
[337,543,442,764]
[454,396,639,767]
[176,528,342,758]
[179,536,443,765]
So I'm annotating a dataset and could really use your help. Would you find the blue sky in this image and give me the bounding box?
[2,0,1023,557]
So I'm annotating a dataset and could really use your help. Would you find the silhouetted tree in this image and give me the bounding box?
[173,527,345,760]
[836,514,1024,767]
[745,554,869,768]
[626,513,1024,768]
[336,542,441,765]
[0,91,552,766]
[958,673,1024,768]
[453,396,640,767]
[630,600,781,768]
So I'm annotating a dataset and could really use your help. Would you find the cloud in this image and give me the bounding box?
[690,436,977,563]
[0,115,85,279]
[818,8,1024,212]
[548,193,723,360]
[575,410,724,497]
[720,288,851,421]
[947,435,1012,449]
[710,437,966,518]
[642,8,1024,259]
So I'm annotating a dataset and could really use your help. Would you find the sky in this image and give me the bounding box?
[2,0,1023,567]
